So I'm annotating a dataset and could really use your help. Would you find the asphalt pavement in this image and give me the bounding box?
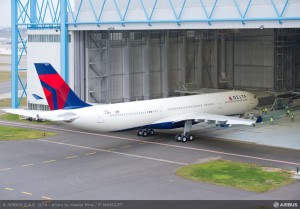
[0,119,299,200]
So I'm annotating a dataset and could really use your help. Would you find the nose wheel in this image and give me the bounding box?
[137,129,155,137]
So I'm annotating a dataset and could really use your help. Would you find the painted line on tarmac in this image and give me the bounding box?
[0,120,299,166]
[36,132,300,166]
[21,191,32,196]
[3,187,52,200]
[43,160,57,163]
[121,145,131,149]
[0,168,12,172]
[37,139,187,166]
[65,156,77,159]
[41,196,52,200]
[21,164,34,167]
[85,152,96,156]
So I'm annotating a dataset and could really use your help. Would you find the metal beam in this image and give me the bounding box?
[30,0,37,27]
[11,0,18,108]
[60,0,68,83]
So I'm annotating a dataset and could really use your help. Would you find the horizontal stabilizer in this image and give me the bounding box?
[32,94,44,100]
[3,109,79,122]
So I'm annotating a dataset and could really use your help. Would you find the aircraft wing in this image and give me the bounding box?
[152,112,256,126]
[3,109,79,122]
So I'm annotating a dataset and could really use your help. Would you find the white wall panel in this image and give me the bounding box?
[27,30,74,106]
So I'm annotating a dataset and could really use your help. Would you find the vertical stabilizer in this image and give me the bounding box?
[34,63,91,110]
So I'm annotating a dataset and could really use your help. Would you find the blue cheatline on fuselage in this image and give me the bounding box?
[114,121,199,132]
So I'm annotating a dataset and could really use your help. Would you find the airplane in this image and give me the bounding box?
[4,63,259,143]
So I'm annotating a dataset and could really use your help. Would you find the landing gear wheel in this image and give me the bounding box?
[149,129,155,136]
[137,129,143,136]
[142,130,148,137]
[185,132,193,141]
[175,134,181,142]
[181,135,187,143]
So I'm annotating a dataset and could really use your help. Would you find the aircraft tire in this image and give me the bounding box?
[149,129,155,136]
[137,130,143,136]
[181,135,187,143]
[175,135,181,142]
[142,130,148,137]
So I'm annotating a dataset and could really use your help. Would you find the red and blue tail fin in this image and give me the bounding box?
[34,63,91,111]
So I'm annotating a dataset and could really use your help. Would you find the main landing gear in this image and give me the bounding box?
[175,132,193,142]
[137,129,155,137]
[175,120,194,143]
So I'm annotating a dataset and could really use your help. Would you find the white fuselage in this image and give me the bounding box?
[59,90,258,132]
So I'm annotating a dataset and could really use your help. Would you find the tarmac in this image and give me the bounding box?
[168,107,300,150]
[0,112,299,200]
[0,54,26,72]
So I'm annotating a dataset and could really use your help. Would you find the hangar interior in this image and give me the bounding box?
[16,0,300,109]
[73,29,300,104]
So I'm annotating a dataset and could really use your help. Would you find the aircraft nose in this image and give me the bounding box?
[248,93,259,108]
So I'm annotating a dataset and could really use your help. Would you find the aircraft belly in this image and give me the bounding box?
[70,115,162,132]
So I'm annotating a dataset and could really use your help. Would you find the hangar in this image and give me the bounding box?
[5,1,300,201]
[11,0,300,109]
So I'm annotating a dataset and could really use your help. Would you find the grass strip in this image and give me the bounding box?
[176,159,295,193]
[0,97,27,108]
[0,71,27,82]
[0,125,56,141]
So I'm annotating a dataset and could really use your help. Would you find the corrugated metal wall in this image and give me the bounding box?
[73,29,300,104]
